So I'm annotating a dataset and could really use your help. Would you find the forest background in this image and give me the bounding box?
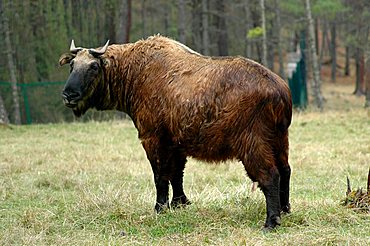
[0,0,370,124]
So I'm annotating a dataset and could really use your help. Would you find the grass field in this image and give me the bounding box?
[0,83,369,245]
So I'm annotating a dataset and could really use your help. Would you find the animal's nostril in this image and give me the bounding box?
[62,91,80,100]
[61,92,68,99]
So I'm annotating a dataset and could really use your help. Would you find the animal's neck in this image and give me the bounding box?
[100,44,145,117]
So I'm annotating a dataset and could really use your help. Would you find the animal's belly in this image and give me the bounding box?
[180,130,235,162]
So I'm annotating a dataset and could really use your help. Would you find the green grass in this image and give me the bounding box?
[1,84,369,245]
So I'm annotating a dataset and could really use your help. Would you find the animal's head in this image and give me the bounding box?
[59,40,110,117]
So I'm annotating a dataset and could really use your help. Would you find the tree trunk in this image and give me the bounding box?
[148,1,154,35]
[95,1,102,43]
[274,0,285,79]
[314,18,319,55]
[365,54,370,108]
[354,49,365,96]
[163,1,170,36]
[345,45,350,76]
[216,0,228,56]
[360,53,365,95]
[244,0,252,58]
[117,0,131,44]
[0,0,21,124]
[125,0,132,43]
[29,1,50,81]
[63,0,73,38]
[178,0,186,43]
[330,22,336,83]
[305,0,324,110]
[267,19,275,71]
[201,0,209,55]
[141,0,147,38]
[352,7,369,96]
[105,1,116,43]
[191,0,202,52]
[319,20,328,73]
[0,94,9,125]
[260,0,267,66]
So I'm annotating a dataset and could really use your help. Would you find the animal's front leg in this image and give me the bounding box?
[152,169,170,213]
[142,137,170,213]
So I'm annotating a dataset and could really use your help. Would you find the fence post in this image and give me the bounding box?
[20,84,32,124]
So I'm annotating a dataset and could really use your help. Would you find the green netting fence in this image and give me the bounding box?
[0,81,118,124]
[287,32,308,109]
[288,58,308,109]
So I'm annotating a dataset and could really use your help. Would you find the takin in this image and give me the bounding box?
[59,35,292,230]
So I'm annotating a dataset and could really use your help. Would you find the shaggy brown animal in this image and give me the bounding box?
[59,35,292,230]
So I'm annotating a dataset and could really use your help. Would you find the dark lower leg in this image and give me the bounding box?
[154,176,170,213]
[279,165,291,213]
[150,160,170,213]
[170,155,190,208]
[142,137,172,213]
[171,177,191,208]
[260,168,281,229]
[275,132,291,213]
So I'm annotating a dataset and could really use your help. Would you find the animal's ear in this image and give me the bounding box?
[59,53,75,66]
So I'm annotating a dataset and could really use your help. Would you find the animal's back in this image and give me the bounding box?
[137,37,291,161]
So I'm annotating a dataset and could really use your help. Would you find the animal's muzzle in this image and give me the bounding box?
[61,91,80,108]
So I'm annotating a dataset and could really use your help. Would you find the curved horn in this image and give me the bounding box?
[89,40,110,57]
[70,40,83,54]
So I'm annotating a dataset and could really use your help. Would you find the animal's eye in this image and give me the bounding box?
[90,62,99,71]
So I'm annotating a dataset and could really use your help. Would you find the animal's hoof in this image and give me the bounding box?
[171,196,191,209]
[281,204,291,214]
[154,202,169,213]
[264,216,281,231]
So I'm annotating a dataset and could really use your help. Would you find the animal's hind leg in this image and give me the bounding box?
[169,151,191,208]
[259,166,281,229]
[275,131,291,213]
[242,145,281,229]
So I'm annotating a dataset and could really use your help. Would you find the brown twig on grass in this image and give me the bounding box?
[343,173,370,213]
[367,168,370,194]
